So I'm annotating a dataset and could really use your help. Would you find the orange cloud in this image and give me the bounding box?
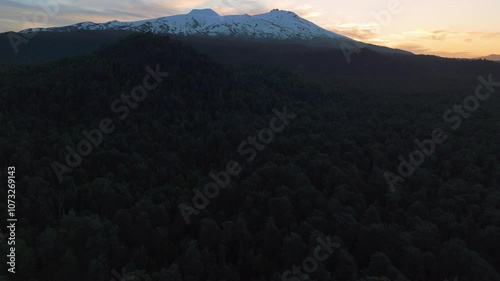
[327,24,379,41]
[389,43,430,54]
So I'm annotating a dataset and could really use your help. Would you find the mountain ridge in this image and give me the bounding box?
[17,8,410,55]
[479,54,500,61]
[20,9,349,40]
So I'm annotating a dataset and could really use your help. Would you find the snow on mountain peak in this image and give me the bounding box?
[188,9,220,17]
[19,8,352,42]
[269,9,297,16]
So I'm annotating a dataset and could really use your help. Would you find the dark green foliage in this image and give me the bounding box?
[1,33,500,281]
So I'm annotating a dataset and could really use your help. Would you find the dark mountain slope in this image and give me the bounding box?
[0,30,133,65]
[1,34,500,281]
[1,31,499,81]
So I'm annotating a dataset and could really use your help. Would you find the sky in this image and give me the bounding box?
[1,0,499,58]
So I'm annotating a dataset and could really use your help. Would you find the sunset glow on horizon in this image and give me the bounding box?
[1,0,498,58]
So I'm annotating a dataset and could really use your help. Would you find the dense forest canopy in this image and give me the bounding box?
[1,33,500,281]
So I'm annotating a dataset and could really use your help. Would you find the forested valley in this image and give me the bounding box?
[1,33,500,281]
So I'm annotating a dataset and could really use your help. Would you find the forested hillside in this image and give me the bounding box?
[1,34,500,281]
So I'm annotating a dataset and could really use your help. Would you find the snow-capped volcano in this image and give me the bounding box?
[20,8,352,41]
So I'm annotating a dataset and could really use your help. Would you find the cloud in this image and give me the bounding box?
[478,31,500,38]
[431,30,448,41]
[389,43,430,54]
[404,29,500,42]
[432,50,474,58]
[327,24,379,40]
